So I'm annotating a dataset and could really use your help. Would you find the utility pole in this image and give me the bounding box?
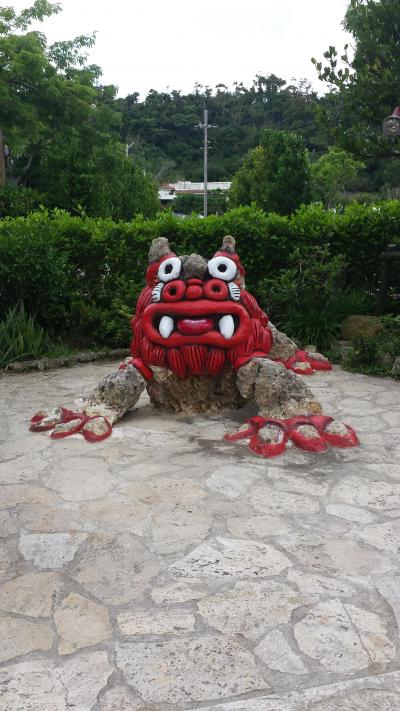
[203,109,208,218]
[0,127,6,187]
[196,109,215,217]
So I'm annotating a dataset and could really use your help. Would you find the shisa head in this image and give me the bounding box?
[130,236,273,377]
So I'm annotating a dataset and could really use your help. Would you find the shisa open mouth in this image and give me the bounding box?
[142,300,251,348]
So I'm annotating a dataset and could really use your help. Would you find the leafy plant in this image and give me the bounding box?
[230,129,310,215]
[0,186,47,218]
[342,315,400,378]
[0,304,51,368]
[268,247,373,350]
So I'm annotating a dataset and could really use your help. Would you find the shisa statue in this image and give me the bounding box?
[30,236,358,458]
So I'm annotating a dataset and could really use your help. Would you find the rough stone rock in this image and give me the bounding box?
[54,592,111,655]
[0,651,112,711]
[0,453,47,484]
[226,514,291,537]
[250,484,319,515]
[376,350,394,369]
[268,322,298,360]
[148,236,171,263]
[151,582,202,604]
[120,477,207,505]
[237,358,321,418]
[150,506,211,553]
[287,569,356,600]
[19,532,87,569]
[117,608,195,635]
[392,356,400,375]
[181,252,208,279]
[16,504,80,532]
[309,689,400,711]
[282,534,394,580]
[325,503,377,524]
[147,366,244,414]
[45,458,118,502]
[116,636,268,704]
[0,510,17,537]
[170,537,292,581]
[357,520,400,553]
[198,581,306,640]
[254,629,308,675]
[331,475,400,516]
[70,533,160,604]
[377,576,400,630]
[80,494,151,536]
[0,614,53,662]
[99,685,146,711]
[294,599,395,672]
[0,540,18,582]
[341,314,383,340]
[0,484,58,509]
[0,572,60,617]
[206,465,261,499]
[83,364,146,423]
[149,672,400,710]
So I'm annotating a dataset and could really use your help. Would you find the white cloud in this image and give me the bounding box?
[10,0,351,97]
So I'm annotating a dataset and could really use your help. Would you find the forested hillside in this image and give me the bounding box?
[117,76,331,181]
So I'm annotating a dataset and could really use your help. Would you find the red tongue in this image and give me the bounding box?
[177,318,214,335]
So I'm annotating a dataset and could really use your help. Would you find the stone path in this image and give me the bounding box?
[0,361,400,710]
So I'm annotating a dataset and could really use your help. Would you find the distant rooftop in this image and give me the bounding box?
[159,181,231,198]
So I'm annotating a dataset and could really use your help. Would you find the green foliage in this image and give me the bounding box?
[172,190,228,215]
[118,77,329,183]
[0,185,47,217]
[267,247,373,349]
[230,129,310,215]
[342,315,400,377]
[310,147,365,207]
[0,303,50,368]
[0,202,399,349]
[312,0,400,158]
[0,2,158,219]
[0,212,71,329]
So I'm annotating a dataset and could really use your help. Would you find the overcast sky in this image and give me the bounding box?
[13,0,351,98]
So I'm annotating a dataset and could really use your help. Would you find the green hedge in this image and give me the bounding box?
[1,202,399,347]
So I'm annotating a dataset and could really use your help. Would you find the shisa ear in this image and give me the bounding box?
[214,235,245,283]
[148,237,173,264]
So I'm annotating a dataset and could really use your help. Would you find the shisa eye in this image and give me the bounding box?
[208,256,237,282]
[157,257,181,282]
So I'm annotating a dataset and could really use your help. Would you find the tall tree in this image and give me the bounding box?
[312,0,400,157]
[230,129,310,215]
[0,1,159,218]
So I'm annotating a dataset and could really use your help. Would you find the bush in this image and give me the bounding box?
[0,201,399,348]
[0,186,47,218]
[342,316,400,378]
[266,248,374,349]
[230,129,309,215]
[0,304,51,368]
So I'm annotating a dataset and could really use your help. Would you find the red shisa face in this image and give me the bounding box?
[130,240,273,378]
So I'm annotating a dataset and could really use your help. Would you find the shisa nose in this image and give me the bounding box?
[186,278,204,300]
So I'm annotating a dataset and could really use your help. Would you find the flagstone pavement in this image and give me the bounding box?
[1,361,400,710]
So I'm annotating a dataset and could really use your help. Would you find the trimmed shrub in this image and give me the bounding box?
[0,202,399,347]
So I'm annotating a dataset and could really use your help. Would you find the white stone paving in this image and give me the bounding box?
[0,361,400,709]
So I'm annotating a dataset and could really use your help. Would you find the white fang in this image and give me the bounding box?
[219,315,235,339]
[152,283,163,302]
[159,315,174,338]
[228,282,241,301]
